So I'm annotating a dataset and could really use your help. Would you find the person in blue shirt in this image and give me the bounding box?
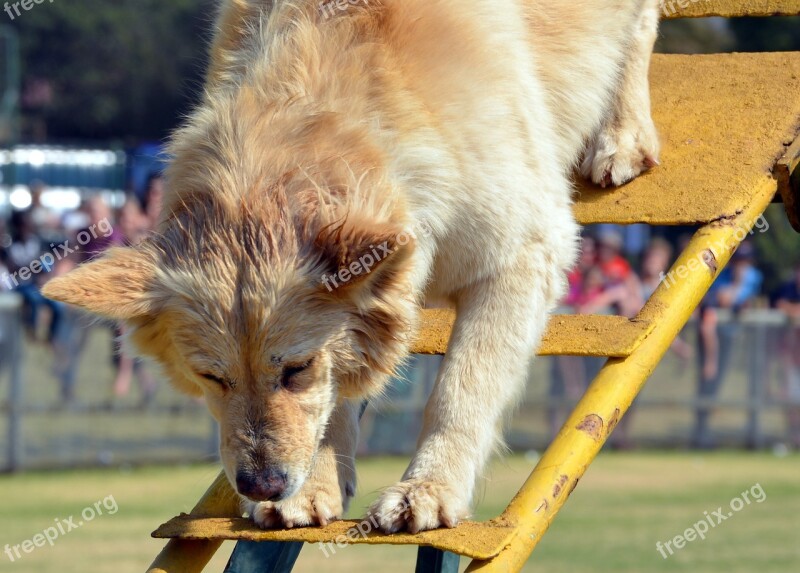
[775,265,800,447]
[693,241,763,448]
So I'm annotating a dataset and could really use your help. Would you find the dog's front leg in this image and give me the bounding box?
[369,248,561,533]
[248,399,360,528]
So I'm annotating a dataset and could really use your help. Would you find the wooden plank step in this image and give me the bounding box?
[153,515,516,561]
[412,309,655,358]
[662,0,800,18]
[573,52,800,225]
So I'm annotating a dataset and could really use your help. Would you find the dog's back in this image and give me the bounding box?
[200,0,646,293]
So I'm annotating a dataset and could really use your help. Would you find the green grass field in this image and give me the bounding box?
[1,452,798,573]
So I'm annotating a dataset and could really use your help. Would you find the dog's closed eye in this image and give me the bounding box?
[201,373,230,389]
[281,358,315,391]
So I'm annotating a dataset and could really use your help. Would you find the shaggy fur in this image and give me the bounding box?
[43,0,660,533]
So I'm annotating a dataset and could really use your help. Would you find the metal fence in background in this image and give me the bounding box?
[1,297,798,472]
[1,292,22,471]
[0,293,219,472]
[364,311,800,455]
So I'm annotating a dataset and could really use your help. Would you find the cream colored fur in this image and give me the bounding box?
[43,0,660,533]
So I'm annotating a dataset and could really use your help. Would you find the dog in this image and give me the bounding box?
[43,0,660,533]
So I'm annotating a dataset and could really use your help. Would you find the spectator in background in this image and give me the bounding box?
[597,231,632,284]
[112,198,157,405]
[579,231,643,317]
[141,172,165,228]
[610,239,692,449]
[550,236,598,438]
[51,195,123,403]
[565,236,597,307]
[118,196,151,245]
[47,245,80,402]
[78,196,123,260]
[27,180,61,243]
[640,239,693,363]
[6,209,63,344]
[640,238,671,300]
[693,242,763,448]
[774,265,800,448]
[549,233,645,439]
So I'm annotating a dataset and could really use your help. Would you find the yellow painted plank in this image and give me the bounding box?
[662,0,800,18]
[147,473,241,573]
[153,515,516,560]
[574,53,800,225]
[413,309,655,358]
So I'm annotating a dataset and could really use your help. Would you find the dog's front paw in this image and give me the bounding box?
[247,474,351,529]
[367,479,470,534]
[246,456,355,529]
[581,124,659,188]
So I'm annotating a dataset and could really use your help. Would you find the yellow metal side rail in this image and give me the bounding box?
[466,179,779,571]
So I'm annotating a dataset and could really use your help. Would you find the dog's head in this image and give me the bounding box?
[43,188,415,503]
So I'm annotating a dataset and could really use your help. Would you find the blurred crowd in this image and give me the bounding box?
[551,229,800,449]
[1,184,800,446]
[0,175,165,407]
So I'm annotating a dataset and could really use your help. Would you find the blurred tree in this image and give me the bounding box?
[8,5,800,145]
[12,0,214,142]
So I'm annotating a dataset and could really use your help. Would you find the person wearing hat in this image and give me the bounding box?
[693,241,763,448]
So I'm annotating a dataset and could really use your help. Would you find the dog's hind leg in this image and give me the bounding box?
[249,399,360,528]
[368,225,575,533]
[580,0,661,187]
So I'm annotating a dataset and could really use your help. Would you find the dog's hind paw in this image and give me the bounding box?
[367,479,470,534]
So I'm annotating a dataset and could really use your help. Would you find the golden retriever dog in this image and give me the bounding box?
[44,0,660,533]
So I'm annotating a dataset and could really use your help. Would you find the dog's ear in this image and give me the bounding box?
[42,246,158,321]
[315,220,414,297]
[208,0,269,86]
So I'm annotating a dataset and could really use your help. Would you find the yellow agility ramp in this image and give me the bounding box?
[148,2,800,571]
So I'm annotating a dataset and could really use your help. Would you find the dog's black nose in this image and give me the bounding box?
[236,468,288,502]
